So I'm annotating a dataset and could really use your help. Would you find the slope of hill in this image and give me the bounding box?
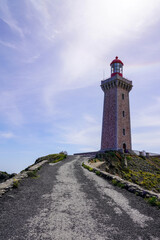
[94,151,160,193]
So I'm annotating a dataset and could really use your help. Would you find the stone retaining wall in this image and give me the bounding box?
[84,159,160,201]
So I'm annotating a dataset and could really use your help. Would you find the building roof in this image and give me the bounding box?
[110,56,124,66]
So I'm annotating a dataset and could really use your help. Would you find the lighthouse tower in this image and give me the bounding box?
[101,57,132,152]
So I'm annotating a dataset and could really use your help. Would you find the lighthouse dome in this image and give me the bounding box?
[110,56,123,77]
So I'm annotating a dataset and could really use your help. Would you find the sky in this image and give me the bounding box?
[0,0,160,173]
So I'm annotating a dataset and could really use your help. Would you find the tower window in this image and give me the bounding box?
[123,111,125,117]
[122,93,124,100]
[123,129,125,135]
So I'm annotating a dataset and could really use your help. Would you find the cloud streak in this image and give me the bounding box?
[0,131,15,139]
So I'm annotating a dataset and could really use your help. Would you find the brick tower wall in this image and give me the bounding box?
[117,87,132,150]
[101,87,117,150]
[100,75,132,151]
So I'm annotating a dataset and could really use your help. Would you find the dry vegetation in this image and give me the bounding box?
[95,151,160,193]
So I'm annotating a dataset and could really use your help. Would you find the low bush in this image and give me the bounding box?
[112,179,118,185]
[59,151,68,155]
[117,182,125,188]
[82,162,93,172]
[147,196,160,208]
[95,171,101,176]
[13,179,19,188]
[112,179,125,188]
[27,170,39,178]
[35,152,67,164]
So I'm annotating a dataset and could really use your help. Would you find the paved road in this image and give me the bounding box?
[0,155,159,240]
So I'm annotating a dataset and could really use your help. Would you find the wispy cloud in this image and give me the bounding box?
[132,97,160,128]
[0,91,24,126]
[0,40,17,49]
[59,114,101,150]
[24,54,40,64]
[0,131,15,139]
[61,125,100,147]
[0,3,24,38]
[132,130,160,152]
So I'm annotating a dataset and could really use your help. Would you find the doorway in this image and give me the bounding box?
[123,143,127,153]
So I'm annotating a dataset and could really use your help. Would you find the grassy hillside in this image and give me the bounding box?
[35,152,67,164]
[95,151,160,193]
[0,152,67,184]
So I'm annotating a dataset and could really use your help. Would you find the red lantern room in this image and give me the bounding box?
[110,56,124,77]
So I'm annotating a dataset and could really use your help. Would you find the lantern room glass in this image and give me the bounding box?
[111,63,123,75]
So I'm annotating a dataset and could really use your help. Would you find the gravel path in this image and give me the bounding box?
[0,155,159,240]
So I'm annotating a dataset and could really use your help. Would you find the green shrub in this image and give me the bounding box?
[82,163,93,172]
[117,182,125,188]
[126,156,132,161]
[82,162,88,169]
[112,179,125,188]
[95,171,101,176]
[13,179,19,188]
[35,152,67,164]
[88,167,93,172]
[112,179,118,185]
[27,170,39,178]
[109,151,116,157]
[147,196,160,208]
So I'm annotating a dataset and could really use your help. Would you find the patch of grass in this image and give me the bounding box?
[126,156,132,161]
[82,162,93,172]
[112,179,118,185]
[96,151,160,193]
[111,179,125,188]
[117,182,125,188]
[51,155,66,163]
[122,169,160,193]
[35,152,67,164]
[95,170,101,176]
[13,179,19,188]
[88,167,93,171]
[146,196,160,208]
[27,170,39,178]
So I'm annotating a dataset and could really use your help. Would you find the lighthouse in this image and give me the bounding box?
[101,57,132,152]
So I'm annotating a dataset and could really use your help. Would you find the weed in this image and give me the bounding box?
[126,156,132,161]
[95,171,101,176]
[82,162,93,172]
[112,179,118,185]
[117,182,125,188]
[88,167,93,171]
[38,166,42,171]
[147,196,160,208]
[109,151,116,157]
[35,152,67,164]
[111,178,125,188]
[27,170,39,178]
[13,179,19,188]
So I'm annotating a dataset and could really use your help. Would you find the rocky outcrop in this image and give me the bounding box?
[0,160,48,197]
[0,171,16,184]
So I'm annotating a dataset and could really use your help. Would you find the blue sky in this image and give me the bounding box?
[0,0,160,173]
